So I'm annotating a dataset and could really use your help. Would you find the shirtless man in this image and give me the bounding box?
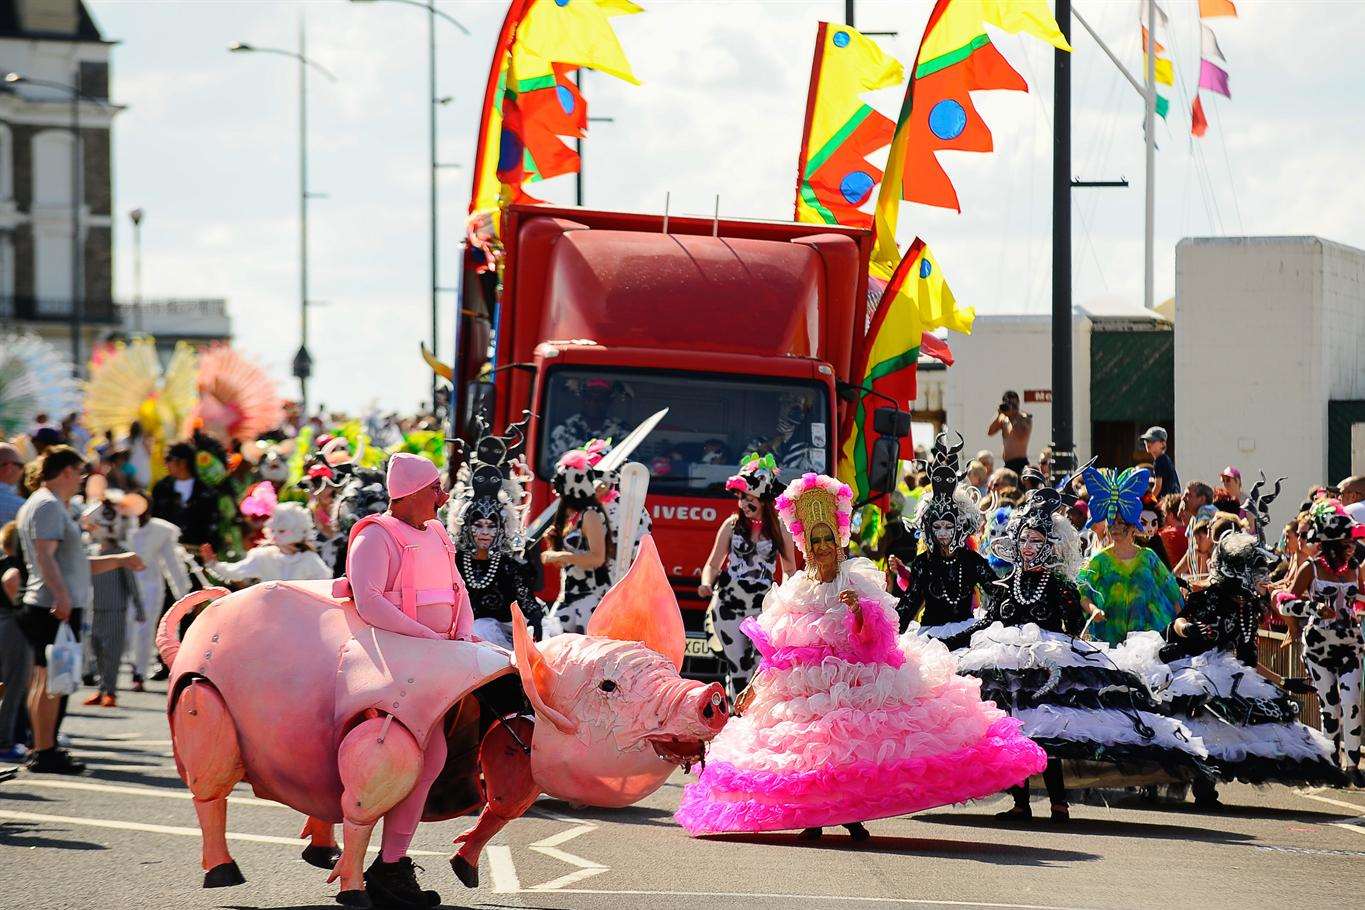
[987,390,1033,475]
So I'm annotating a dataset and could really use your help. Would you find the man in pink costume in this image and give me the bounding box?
[344,453,474,905]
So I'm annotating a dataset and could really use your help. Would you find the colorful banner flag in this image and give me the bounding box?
[1148,55,1174,87]
[1200,23,1226,61]
[468,0,642,215]
[1198,0,1237,18]
[1192,1,1237,139]
[1138,4,1173,123]
[468,0,534,216]
[794,22,904,228]
[1198,58,1230,97]
[1190,95,1208,137]
[870,0,1070,277]
[838,239,973,500]
[1141,25,1164,54]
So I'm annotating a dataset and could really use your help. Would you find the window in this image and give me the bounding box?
[0,124,11,201]
[538,367,830,496]
[32,129,76,208]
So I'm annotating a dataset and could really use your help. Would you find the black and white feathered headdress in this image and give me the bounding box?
[909,431,982,549]
[448,412,533,555]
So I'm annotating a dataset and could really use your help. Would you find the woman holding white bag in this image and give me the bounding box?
[14,446,143,775]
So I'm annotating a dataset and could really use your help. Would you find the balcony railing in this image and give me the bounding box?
[0,295,119,324]
[1,296,229,326]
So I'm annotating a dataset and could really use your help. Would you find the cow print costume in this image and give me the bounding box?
[550,441,613,634]
[706,454,784,699]
[1277,498,1365,780]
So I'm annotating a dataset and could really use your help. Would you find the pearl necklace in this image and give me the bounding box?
[460,550,502,591]
[1010,568,1049,606]
[928,553,966,606]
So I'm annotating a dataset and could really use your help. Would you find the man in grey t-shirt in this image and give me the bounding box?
[18,487,92,615]
[14,446,142,775]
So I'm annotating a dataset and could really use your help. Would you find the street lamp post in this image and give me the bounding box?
[229,26,337,422]
[3,72,99,374]
[349,0,468,415]
[129,208,144,333]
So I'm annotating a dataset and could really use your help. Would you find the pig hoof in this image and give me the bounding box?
[335,890,373,909]
[303,844,343,869]
[203,861,245,888]
[450,854,479,888]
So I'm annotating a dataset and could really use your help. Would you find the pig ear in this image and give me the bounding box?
[586,535,685,671]
[510,602,578,735]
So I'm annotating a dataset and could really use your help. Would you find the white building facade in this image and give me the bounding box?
[1176,236,1365,531]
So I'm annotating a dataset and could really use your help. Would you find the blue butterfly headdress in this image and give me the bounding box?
[1080,466,1150,530]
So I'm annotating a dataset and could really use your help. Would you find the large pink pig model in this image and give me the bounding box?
[159,535,726,902]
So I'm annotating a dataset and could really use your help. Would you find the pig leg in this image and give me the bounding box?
[299,815,341,869]
[451,716,538,888]
[171,680,246,888]
[328,716,423,903]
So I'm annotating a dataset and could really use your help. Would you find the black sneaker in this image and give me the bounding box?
[364,857,438,910]
[150,665,170,682]
[27,749,86,775]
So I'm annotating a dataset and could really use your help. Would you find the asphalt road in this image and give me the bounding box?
[3,678,1365,910]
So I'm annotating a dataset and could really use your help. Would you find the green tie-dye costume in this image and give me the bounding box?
[1077,546,1183,646]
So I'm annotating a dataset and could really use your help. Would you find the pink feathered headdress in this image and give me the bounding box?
[774,472,854,556]
[239,481,278,519]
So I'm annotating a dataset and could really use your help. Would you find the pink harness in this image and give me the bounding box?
[334,514,461,622]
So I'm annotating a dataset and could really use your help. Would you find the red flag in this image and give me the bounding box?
[920,332,954,366]
[1191,95,1208,138]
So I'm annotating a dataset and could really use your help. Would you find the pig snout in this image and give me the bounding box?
[690,681,729,734]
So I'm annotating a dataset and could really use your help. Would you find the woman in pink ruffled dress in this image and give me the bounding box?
[676,473,1047,840]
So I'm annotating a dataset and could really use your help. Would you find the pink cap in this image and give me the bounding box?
[1220,466,1241,480]
[387,453,440,500]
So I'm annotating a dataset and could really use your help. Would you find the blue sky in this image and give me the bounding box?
[89,0,1365,413]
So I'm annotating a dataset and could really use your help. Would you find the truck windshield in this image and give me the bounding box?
[538,369,830,495]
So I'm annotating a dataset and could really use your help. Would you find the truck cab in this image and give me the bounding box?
[485,205,871,674]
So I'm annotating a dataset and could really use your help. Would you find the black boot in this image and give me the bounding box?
[797,827,823,841]
[364,856,439,910]
[302,844,343,869]
[844,822,871,842]
[26,748,85,775]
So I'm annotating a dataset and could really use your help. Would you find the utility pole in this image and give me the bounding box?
[298,18,312,421]
[571,71,615,207]
[1143,0,1156,311]
[1050,0,1074,475]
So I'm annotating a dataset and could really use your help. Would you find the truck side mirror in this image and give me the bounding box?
[867,407,913,497]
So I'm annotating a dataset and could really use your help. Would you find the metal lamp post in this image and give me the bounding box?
[128,207,143,334]
[349,0,468,415]
[229,28,337,422]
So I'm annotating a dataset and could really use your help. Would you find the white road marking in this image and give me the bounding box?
[7,777,283,808]
[523,806,608,891]
[486,844,521,893]
[542,889,1102,909]
[1295,788,1365,812]
[1293,788,1365,834]
[0,809,443,856]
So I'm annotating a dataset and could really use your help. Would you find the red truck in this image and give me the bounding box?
[474,204,876,674]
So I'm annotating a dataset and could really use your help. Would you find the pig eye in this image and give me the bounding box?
[598,679,618,693]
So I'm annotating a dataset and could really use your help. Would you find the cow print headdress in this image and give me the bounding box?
[725,452,781,501]
[553,437,610,503]
[449,412,532,555]
[910,431,982,550]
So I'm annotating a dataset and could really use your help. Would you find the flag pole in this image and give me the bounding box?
[1051,0,1074,479]
[1144,0,1156,311]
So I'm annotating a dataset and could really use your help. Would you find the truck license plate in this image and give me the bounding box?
[684,635,712,659]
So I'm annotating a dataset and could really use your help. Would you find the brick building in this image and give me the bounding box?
[0,0,119,364]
